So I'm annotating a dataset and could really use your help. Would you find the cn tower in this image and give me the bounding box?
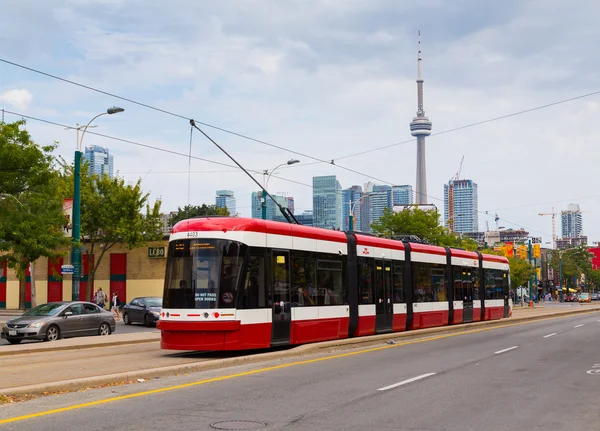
[409,32,432,205]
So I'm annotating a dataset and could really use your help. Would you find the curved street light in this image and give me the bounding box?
[72,107,125,301]
[348,194,369,231]
[261,159,300,220]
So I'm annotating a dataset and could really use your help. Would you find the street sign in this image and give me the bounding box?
[148,246,166,258]
[61,264,74,274]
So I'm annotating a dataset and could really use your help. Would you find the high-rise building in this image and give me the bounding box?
[342,185,363,231]
[160,211,178,235]
[215,190,236,215]
[295,210,314,227]
[561,203,583,238]
[369,185,392,230]
[444,179,478,234]
[251,192,291,222]
[313,175,342,229]
[392,185,414,206]
[409,33,432,205]
[83,145,114,178]
[286,197,295,215]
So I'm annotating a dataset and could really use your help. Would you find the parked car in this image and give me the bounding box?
[565,294,576,302]
[591,293,600,301]
[0,301,116,344]
[122,296,162,327]
[578,293,591,303]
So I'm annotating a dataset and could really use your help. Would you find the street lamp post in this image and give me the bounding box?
[262,159,299,220]
[72,107,124,302]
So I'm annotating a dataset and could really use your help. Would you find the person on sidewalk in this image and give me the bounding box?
[111,292,121,321]
[95,288,107,309]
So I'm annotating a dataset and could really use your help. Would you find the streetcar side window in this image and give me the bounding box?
[316,260,346,305]
[484,269,508,300]
[239,254,267,309]
[393,261,404,303]
[358,257,374,304]
[412,262,447,302]
[291,258,317,306]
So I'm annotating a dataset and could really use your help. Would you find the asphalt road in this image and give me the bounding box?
[0,319,157,346]
[1,312,599,430]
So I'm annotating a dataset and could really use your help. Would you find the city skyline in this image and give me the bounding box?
[2,1,600,246]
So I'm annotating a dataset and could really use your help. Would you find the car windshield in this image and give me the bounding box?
[146,297,162,307]
[22,303,64,316]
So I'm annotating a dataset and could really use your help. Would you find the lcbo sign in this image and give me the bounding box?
[148,247,166,259]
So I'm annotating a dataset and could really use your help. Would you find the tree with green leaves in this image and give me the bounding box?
[370,207,478,251]
[60,166,163,300]
[0,120,69,309]
[169,204,229,226]
[507,256,535,289]
[547,246,593,292]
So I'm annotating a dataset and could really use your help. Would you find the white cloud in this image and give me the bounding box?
[1,89,33,110]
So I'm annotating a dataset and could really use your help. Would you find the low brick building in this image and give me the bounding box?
[0,240,168,310]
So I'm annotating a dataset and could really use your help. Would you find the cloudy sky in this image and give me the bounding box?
[1,0,599,245]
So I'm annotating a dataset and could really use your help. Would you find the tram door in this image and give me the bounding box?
[271,250,291,344]
[462,268,474,323]
[375,259,393,333]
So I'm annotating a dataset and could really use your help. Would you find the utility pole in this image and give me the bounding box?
[559,252,563,302]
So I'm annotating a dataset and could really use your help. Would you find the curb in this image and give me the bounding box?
[0,336,160,357]
[2,306,599,397]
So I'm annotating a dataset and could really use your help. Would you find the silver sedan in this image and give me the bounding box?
[1,301,116,344]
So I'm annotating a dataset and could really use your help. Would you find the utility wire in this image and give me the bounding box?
[5,57,600,166]
[1,109,312,189]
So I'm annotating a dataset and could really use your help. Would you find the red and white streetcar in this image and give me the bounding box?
[157,217,511,351]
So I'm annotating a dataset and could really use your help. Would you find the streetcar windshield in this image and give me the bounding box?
[163,239,246,309]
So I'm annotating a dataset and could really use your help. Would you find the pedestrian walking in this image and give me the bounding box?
[111,292,121,321]
[95,288,107,308]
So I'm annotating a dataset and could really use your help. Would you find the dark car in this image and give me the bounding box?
[1,301,116,344]
[122,296,162,327]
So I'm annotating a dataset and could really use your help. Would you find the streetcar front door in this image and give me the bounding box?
[271,250,291,345]
[462,270,474,323]
[375,259,393,333]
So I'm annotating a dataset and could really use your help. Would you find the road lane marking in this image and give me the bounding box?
[543,333,557,338]
[574,324,585,328]
[1,311,599,425]
[494,346,519,354]
[377,373,436,391]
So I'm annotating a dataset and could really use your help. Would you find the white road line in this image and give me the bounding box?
[543,333,557,338]
[574,324,584,328]
[494,346,519,355]
[377,373,437,392]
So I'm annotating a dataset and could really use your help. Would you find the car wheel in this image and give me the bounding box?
[144,313,153,327]
[99,323,111,336]
[123,313,131,325]
[7,338,21,345]
[45,325,60,342]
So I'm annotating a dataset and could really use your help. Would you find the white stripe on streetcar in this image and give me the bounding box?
[574,324,584,328]
[494,346,519,355]
[543,333,557,338]
[377,373,437,392]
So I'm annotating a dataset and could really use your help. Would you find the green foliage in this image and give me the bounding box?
[547,246,594,289]
[169,204,229,226]
[370,207,478,251]
[507,256,535,288]
[60,165,162,300]
[0,121,69,308]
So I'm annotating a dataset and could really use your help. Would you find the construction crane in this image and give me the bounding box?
[451,155,464,181]
[539,207,556,249]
